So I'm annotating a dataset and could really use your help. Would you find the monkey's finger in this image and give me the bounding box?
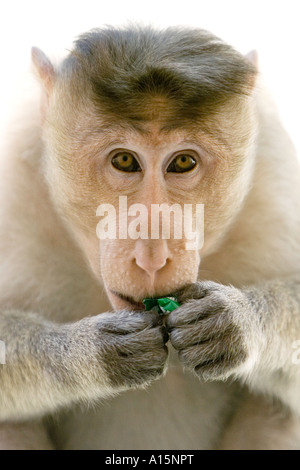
[166,297,225,329]
[104,340,168,388]
[169,324,212,350]
[168,311,232,350]
[178,341,225,369]
[134,324,168,345]
[173,281,219,304]
[116,325,169,354]
[178,338,244,381]
[96,310,161,335]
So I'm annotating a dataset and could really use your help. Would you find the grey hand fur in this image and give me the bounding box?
[0,310,167,419]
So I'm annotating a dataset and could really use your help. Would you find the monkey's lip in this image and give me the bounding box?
[109,290,146,310]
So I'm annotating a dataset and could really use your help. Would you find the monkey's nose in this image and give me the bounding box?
[133,239,171,284]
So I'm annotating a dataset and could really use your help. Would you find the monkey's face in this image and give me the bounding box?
[44,93,256,310]
[33,26,257,310]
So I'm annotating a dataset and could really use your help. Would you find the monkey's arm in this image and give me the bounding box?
[0,309,167,420]
[166,279,300,415]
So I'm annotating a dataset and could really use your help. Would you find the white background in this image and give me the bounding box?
[0,0,299,155]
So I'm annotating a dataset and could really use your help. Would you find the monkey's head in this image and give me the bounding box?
[32,26,257,310]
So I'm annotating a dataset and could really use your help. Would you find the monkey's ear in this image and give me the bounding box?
[245,50,258,90]
[245,50,259,69]
[31,47,56,123]
[31,47,56,95]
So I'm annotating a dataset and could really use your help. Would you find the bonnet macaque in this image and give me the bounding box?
[0,25,300,450]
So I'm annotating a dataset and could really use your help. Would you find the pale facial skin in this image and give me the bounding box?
[45,111,254,312]
[95,125,203,310]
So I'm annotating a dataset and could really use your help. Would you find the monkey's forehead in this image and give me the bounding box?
[56,25,256,125]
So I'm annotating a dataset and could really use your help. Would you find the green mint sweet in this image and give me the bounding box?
[143,297,180,314]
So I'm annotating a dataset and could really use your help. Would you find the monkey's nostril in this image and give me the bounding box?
[135,256,167,275]
[133,239,171,281]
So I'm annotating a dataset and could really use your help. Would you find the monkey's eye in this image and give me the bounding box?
[167,154,196,173]
[111,152,141,172]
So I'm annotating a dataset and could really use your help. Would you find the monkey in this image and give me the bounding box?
[0,24,300,450]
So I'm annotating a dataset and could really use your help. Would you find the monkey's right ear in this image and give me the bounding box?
[245,50,259,69]
[31,47,56,95]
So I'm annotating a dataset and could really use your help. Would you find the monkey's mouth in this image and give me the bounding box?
[109,289,146,311]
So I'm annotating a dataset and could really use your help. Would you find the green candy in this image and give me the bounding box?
[143,297,180,314]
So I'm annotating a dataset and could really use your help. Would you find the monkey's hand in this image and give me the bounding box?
[0,309,168,420]
[70,310,169,390]
[166,281,261,381]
